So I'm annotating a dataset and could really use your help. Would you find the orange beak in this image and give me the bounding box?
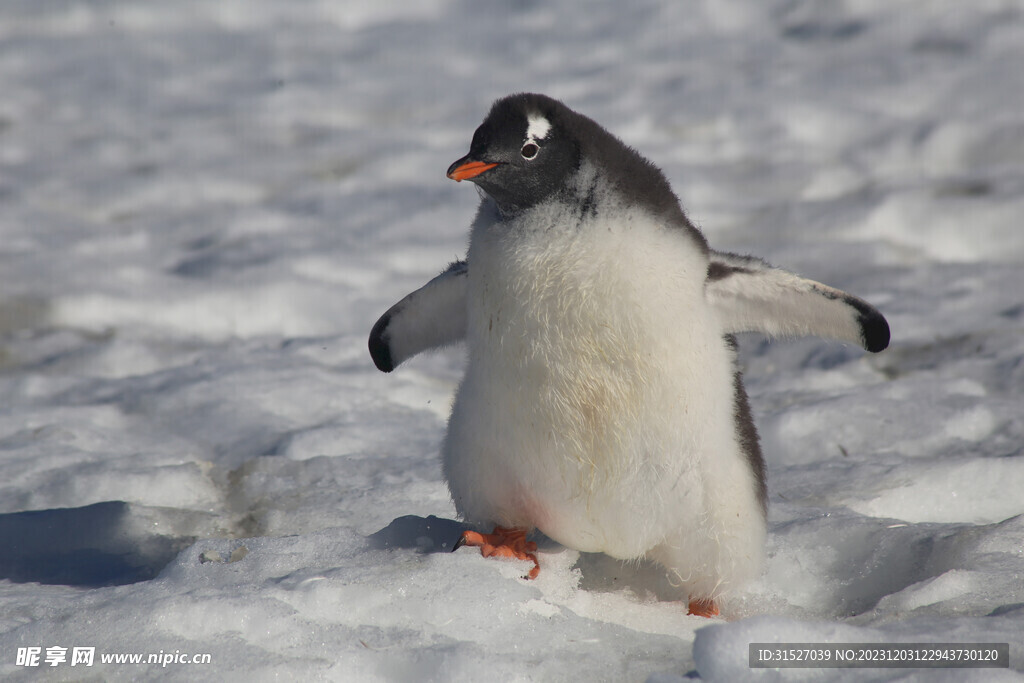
[446,159,499,182]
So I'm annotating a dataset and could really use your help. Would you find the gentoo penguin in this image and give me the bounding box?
[369,93,889,617]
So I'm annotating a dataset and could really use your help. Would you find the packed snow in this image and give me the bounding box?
[1,0,1023,680]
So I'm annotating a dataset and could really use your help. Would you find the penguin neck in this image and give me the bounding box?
[475,161,610,233]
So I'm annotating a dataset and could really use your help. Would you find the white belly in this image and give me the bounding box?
[443,201,759,559]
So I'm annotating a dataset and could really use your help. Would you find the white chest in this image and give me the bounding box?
[444,200,736,556]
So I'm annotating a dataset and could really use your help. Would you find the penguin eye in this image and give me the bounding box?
[521,142,539,160]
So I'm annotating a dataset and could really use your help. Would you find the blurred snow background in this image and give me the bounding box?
[0,0,1022,680]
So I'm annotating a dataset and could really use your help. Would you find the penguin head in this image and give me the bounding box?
[447,93,579,213]
[446,94,701,245]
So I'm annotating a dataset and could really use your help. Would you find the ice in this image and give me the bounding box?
[1,0,1022,680]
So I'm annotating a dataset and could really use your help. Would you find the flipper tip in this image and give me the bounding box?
[368,314,396,372]
[859,309,890,353]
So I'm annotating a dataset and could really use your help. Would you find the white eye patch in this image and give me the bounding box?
[525,114,551,144]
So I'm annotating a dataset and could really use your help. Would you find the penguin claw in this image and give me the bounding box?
[687,598,720,618]
[453,527,540,580]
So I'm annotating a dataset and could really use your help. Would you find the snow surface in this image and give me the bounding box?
[1,0,1023,681]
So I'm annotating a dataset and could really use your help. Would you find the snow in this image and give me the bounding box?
[1,0,1022,680]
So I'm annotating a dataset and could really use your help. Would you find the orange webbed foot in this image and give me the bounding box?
[453,526,540,579]
[687,598,720,618]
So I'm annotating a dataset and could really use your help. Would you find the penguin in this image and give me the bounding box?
[369,93,889,617]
